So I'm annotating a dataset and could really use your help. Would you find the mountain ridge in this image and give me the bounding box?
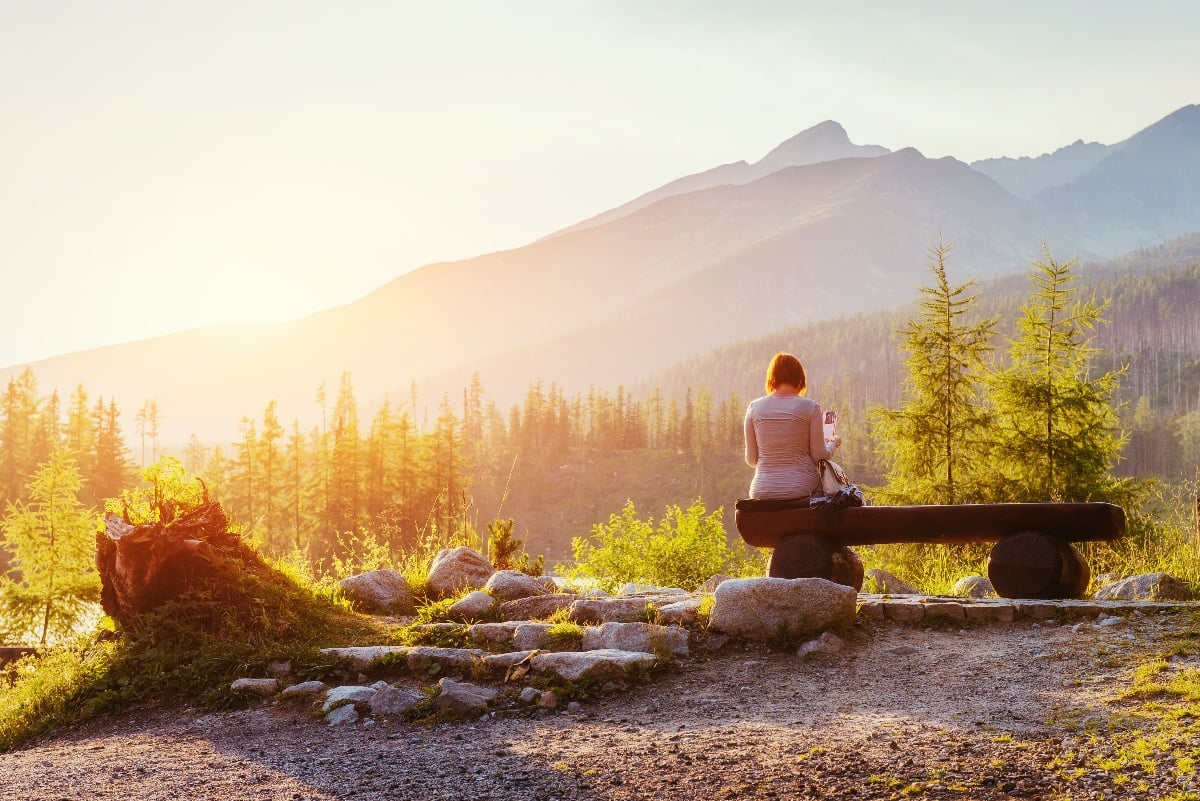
[5,104,1199,443]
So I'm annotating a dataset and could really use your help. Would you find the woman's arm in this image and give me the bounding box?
[744,409,758,467]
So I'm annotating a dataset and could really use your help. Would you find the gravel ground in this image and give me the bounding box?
[3,613,1197,800]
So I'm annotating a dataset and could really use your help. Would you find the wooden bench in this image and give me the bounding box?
[733,499,1126,599]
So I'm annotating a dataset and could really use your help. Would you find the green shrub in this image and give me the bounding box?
[560,499,765,592]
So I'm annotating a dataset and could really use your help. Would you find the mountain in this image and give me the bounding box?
[970,139,1112,199]
[546,121,889,238]
[4,106,1199,444]
[1033,104,1200,255]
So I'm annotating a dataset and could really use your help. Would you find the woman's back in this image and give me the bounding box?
[745,394,822,500]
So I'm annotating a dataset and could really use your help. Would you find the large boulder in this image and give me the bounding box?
[484,570,549,602]
[426,547,495,599]
[338,568,411,614]
[1095,572,1192,601]
[709,577,856,640]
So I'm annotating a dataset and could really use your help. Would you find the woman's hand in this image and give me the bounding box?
[825,434,842,453]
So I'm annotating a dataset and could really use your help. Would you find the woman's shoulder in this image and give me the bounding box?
[748,394,819,411]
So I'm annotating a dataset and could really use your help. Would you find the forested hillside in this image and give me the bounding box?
[2,240,1198,567]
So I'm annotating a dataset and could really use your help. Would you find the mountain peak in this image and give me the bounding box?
[754,120,889,174]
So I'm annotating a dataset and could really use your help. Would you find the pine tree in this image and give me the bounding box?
[0,450,100,645]
[988,247,1127,501]
[259,400,285,551]
[89,398,133,506]
[0,368,41,504]
[329,372,362,537]
[873,240,998,504]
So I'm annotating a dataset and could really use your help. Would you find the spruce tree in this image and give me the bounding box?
[0,450,100,645]
[988,247,1126,501]
[873,239,997,504]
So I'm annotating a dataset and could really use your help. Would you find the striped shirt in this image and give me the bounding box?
[744,394,833,500]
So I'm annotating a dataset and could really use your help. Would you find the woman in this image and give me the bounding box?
[744,352,840,499]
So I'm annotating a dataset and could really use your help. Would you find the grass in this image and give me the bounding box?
[0,527,400,753]
[1046,610,1200,792]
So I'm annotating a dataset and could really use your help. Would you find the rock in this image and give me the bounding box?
[498,594,576,621]
[467,622,519,646]
[963,604,1014,624]
[426,547,495,599]
[447,590,495,620]
[537,690,559,709]
[618,583,689,596]
[797,631,844,658]
[337,568,411,614]
[697,574,732,593]
[432,678,498,717]
[708,577,857,640]
[322,685,378,713]
[484,570,549,602]
[230,678,279,697]
[568,597,665,624]
[580,622,689,658]
[884,601,926,624]
[368,686,425,716]
[924,602,966,622]
[321,645,410,672]
[952,575,997,598]
[406,646,490,676]
[864,569,919,595]
[518,686,541,705]
[531,649,657,683]
[1095,572,1192,601]
[325,705,360,726]
[483,650,539,671]
[513,623,553,650]
[280,680,327,698]
[656,597,702,626]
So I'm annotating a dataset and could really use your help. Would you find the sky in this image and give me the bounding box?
[2,1,1197,369]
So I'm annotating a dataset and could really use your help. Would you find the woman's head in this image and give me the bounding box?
[765,352,807,394]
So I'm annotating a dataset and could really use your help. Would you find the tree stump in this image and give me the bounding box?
[96,500,277,628]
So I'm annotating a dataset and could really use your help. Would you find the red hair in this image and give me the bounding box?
[765,352,807,394]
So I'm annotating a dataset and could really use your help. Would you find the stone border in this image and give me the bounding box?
[857,593,1196,625]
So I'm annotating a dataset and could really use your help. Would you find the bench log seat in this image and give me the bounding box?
[733,500,1126,600]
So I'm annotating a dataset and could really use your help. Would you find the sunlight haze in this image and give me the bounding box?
[1,0,1196,368]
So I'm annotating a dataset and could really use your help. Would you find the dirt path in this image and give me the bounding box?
[3,613,1195,800]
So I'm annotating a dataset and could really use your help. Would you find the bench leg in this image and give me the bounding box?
[988,531,1089,600]
[768,534,864,591]
[769,533,832,581]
